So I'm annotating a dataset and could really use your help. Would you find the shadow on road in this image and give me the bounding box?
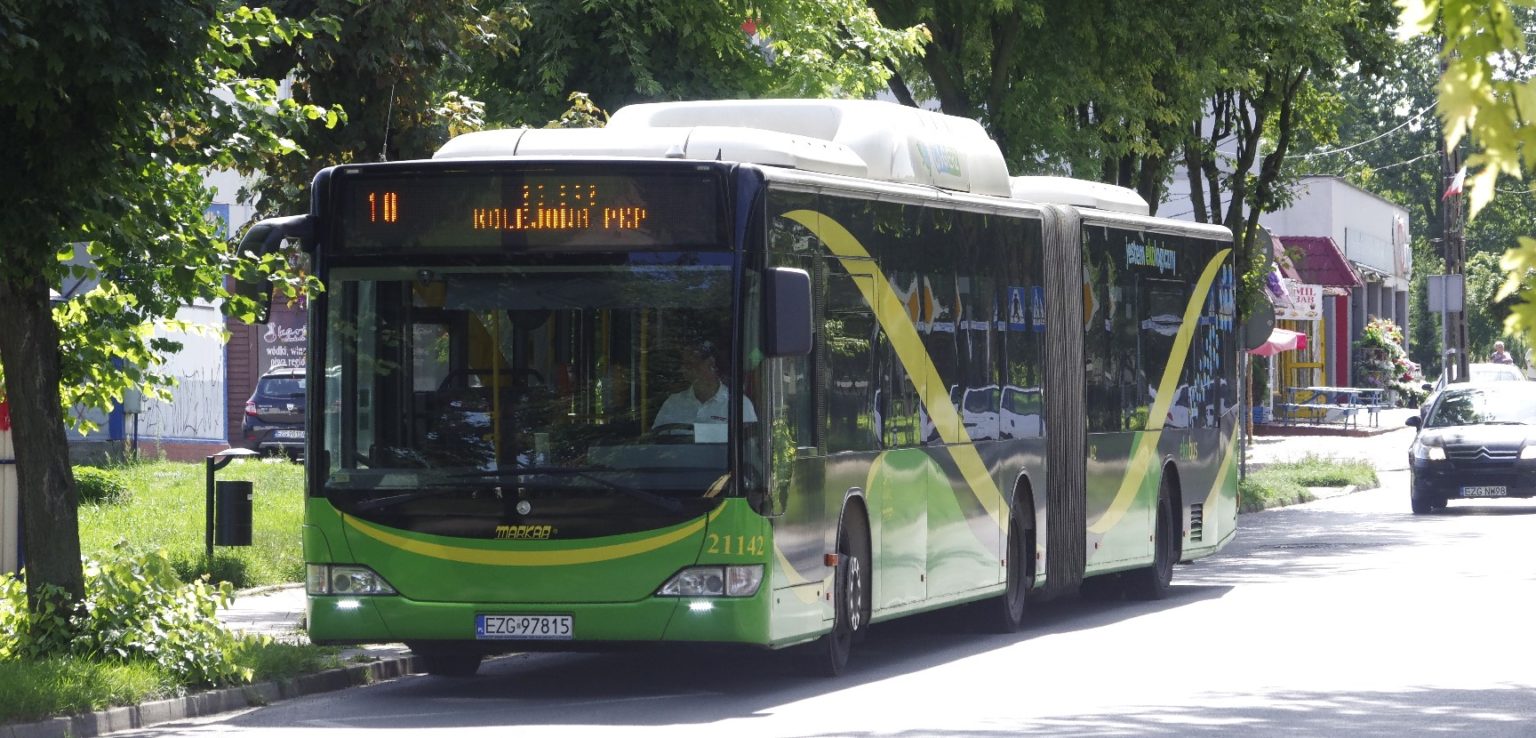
[211,584,1231,731]
[200,497,1536,734]
[781,685,1536,737]
[1180,497,1536,587]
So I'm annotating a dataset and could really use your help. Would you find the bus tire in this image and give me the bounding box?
[803,512,869,677]
[410,642,483,677]
[1124,476,1177,600]
[985,504,1030,632]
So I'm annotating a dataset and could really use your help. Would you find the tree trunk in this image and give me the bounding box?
[0,272,84,617]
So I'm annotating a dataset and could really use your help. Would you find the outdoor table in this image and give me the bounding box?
[1280,386,1387,428]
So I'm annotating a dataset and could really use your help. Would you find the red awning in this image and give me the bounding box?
[1249,327,1308,357]
[1277,236,1362,290]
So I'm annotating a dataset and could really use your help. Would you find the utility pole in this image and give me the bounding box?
[1441,139,1469,381]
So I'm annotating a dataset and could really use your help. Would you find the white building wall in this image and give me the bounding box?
[1261,176,1414,362]
[205,169,260,236]
[1261,177,1411,291]
[0,422,16,573]
[135,303,228,444]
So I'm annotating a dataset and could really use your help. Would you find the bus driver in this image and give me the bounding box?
[651,340,756,430]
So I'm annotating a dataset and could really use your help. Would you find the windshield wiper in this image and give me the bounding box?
[449,466,686,514]
[347,489,453,512]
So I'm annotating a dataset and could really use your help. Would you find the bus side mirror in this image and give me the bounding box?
[234,215,313,324]
[765,267,812,357]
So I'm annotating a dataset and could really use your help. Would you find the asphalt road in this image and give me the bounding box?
[123,448,1536,737]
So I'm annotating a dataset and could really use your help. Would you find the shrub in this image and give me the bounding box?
[0,548,256,687]
[74,466,130,505]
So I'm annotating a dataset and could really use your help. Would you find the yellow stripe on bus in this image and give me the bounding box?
[783,210,1006,530]
[343,505,722,566]
[1204,421,1241,513]
[1088,248,1232,534]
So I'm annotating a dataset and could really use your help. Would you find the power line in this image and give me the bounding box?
[1286,104,1436,160]
[1298,150,1437,177]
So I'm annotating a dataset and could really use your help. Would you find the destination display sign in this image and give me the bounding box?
[333,166,725,252]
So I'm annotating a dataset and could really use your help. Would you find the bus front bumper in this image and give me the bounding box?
[307,593,770,647]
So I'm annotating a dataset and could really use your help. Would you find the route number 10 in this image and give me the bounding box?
[368,192,399,223]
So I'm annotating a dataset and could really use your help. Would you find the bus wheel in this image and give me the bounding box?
[1124,477,1177,600]
[410,642,483,677]
[804,515,868,677]
[986,507,1030,632]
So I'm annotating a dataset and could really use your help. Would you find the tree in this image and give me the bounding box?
[479,0,927,126]
[248,0,531,216]
[872,0,1229,207]
[1182,0,1397,310]
[1403,0,1536,350]
[1293,10,1536,375]
[870,1,1396,318]
[0,1,327,625]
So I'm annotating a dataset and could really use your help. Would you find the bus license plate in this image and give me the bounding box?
[1462,485,1507,498]
[476,614,573,640]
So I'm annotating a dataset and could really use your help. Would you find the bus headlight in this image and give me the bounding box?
[307,564,396,595]
[658,565,764,597]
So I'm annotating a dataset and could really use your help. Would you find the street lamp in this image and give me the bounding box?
[205,447,259,568]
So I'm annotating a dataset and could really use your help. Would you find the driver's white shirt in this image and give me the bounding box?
[652,384,757,427]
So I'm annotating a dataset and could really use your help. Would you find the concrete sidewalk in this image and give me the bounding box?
[1247,406,1418,469]
[220,584,411,660]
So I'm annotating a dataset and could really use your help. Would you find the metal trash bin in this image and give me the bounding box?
[215,480,253,546]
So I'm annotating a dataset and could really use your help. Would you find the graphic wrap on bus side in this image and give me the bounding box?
[783,209,1007,523]
[775,206,1236,590]
[1080,220,1237,567]
[1085,247,1232,535]
[756,195,1048,629]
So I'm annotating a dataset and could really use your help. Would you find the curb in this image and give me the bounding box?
[1306,484,1358,500]
[234,582,303,599]
[1,654,418,738]
[1239,484,1360,514]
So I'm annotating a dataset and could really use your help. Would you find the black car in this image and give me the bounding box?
[1406,382,1536,514]
[242,366,305,455]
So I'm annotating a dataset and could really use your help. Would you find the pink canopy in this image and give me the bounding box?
[1249,327,1308,357]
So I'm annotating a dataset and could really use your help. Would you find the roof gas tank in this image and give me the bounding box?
[435,99,1012,197]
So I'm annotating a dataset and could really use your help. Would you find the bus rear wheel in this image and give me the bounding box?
[410,642,483,677]
[803,514,868,677]
[985,506,1030,632]
[1124,477,1177,600]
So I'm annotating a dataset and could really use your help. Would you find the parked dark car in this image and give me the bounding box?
[242,366,305,455]
[1406,382,1536,514]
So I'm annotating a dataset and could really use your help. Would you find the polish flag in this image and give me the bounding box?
[1442,166,1467,200]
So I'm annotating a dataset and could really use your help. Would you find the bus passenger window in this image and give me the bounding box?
[823,271,877,453]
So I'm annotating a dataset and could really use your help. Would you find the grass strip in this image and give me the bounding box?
[0,656,176,724]
[0,641,345,726]
[78,459,305,588]
[1241,455,1378,512]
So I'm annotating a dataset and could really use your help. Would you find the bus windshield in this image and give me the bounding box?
[319,253,746,535]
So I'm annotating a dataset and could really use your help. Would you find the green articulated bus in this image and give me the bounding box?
[238,99,1239,677]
